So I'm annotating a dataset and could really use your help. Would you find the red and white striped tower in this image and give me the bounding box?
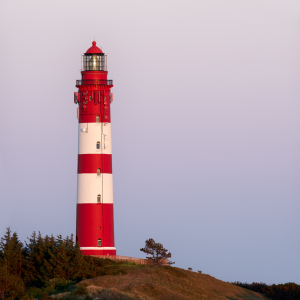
[74,41,116,256]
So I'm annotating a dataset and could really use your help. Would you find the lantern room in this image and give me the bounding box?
[81,41,107,71]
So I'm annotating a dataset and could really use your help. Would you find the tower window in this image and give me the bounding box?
[98,239,102,247]
[97,194,101,203]
[97,168,101,176]
[96,141,100,150]
[96,115,100,123]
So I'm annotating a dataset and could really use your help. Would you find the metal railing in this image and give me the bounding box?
[76,79,113,86]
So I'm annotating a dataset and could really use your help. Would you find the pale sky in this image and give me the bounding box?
[0,0,300,285]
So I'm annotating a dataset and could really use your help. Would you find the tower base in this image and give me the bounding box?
[80,247,116,256]
[76,203,115,254]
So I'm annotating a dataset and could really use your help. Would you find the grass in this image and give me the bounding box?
[53,261,269,300]
[28,261,268,300]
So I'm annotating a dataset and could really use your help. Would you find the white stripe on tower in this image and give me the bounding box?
[77,174,113,204]
[78,123,112,155]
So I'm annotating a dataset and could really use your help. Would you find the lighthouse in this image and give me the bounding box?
[74,41,116,256]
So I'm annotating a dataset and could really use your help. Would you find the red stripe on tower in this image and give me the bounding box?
[78,154,112,174]
[74,41,116,255]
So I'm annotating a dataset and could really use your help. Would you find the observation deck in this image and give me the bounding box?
[76,79,113,86]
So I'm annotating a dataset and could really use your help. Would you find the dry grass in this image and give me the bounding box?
[71,264,269,300]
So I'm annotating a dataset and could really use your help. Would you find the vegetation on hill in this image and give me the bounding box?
[140,238,174,266]
[232,281,300,300]
[71,264,268,300]
[0,228,298,300]
[0,228,122,299]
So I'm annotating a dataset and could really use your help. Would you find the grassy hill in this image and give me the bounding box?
[0,230,276,299]
[54,264,268,300]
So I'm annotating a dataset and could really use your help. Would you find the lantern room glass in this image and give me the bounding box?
[82,54,107,71]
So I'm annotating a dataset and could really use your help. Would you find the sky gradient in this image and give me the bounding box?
[0,0,299,285]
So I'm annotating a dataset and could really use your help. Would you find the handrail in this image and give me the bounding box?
[76,79,113,86]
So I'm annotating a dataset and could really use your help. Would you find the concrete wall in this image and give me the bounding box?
[91,255,168,266]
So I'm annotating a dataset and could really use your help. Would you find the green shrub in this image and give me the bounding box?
[46,278,74,292]
[27,286,44,298]
[73,285,88,295]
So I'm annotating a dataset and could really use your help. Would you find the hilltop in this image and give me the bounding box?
[2,230,286,299]
[54,264,268,300]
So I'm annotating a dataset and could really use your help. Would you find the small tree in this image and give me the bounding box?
[0,227,24,277]
[0,228,25,299]
[140,238,174,266]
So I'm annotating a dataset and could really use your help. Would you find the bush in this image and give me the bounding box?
[0,228,118,298]
[232,281,300,300]
[46,278,73,292]
[73,285,88,295]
